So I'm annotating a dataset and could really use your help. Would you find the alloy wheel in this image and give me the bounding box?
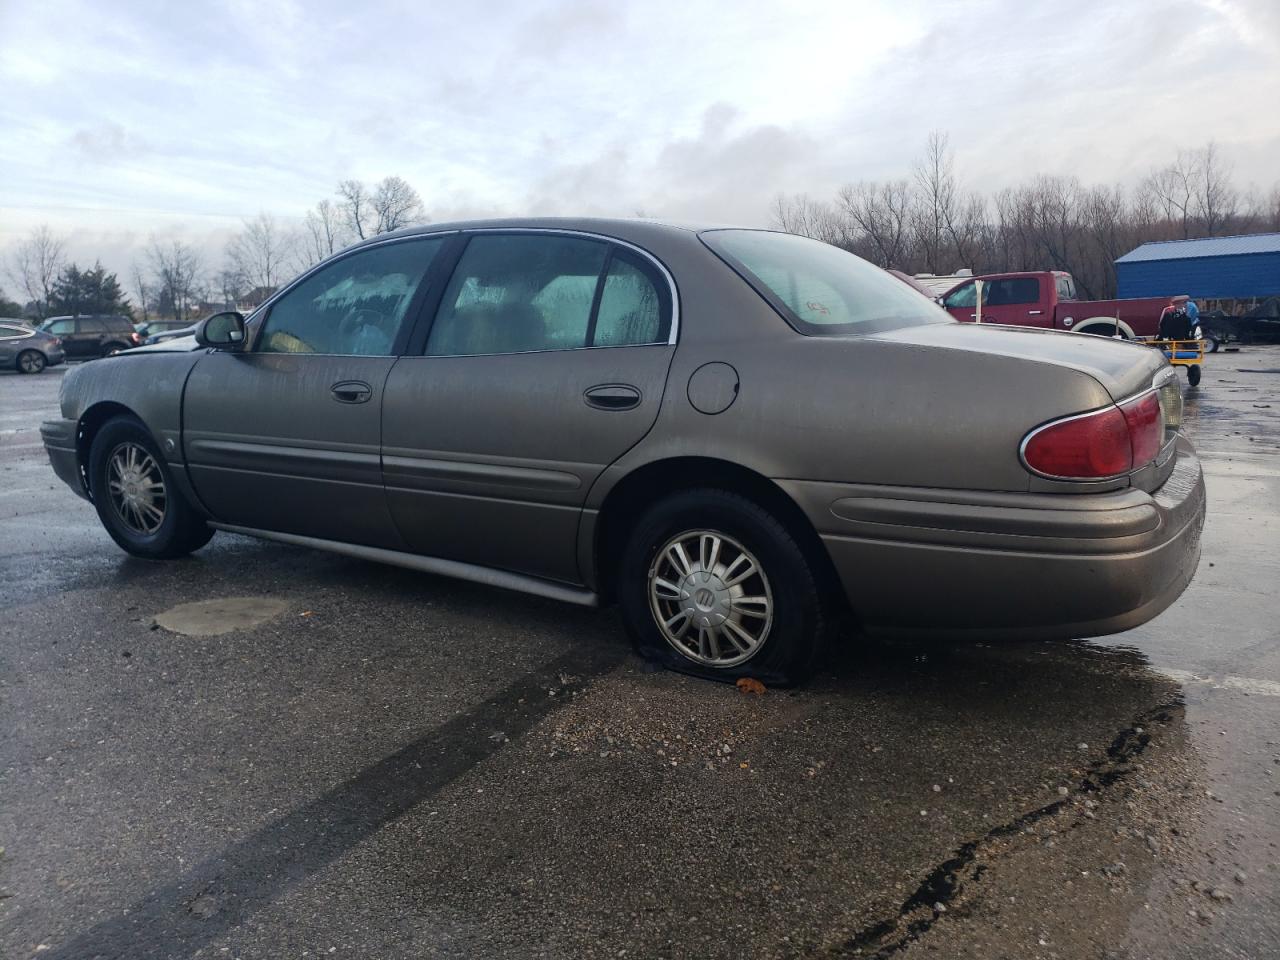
[106,442,167,535]
[647,529,773,668]
[18,351,44,373]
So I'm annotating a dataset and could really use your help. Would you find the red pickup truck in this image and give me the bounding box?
[939,271,1187,339]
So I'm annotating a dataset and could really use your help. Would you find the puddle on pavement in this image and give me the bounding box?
[152,596,289,636]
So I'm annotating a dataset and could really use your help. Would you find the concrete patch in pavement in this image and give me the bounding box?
[152,596,289,636]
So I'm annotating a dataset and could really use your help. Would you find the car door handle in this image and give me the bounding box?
[1028,310,1043,316]
[331,380,372,404]
[584,383,642,411]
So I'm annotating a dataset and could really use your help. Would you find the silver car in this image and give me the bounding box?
[2,319,65,373]
[42,219,1206,684]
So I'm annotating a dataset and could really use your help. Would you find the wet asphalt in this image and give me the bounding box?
[0,348,1277,960]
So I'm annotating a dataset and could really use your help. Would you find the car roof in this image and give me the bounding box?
[352,216,751,253]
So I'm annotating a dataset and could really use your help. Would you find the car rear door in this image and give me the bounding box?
[381,230,677,584]
[181,234,452,548]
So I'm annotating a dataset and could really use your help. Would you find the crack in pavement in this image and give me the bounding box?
[37,645,626,960]
[824,699,1185,958]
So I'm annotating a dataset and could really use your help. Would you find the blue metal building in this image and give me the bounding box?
[1115,233,1280,300]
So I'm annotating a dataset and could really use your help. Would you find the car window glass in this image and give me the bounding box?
[702,230,949,336]
[427,234,607,356]
[943,282,976,308]
[984,278,1039,306]
[78,318,106,333]
[1055,275,1075,301]
[593,254,665,346]
[258,237,444,355]
[0,325,27,339]
[44,319,74,335]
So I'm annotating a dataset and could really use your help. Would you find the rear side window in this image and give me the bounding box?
[593,253,665,346]
[984,277,1039,305]
[426,235,671,356]
[701,229,949,336]
[78,318,106,333]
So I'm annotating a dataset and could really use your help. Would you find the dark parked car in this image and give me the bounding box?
[135,320,196,341]
[141,322,198,346]
[1,320,65,373]
[41,219,1206,685]
[38,314,140,359]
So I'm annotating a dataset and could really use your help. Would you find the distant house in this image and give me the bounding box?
[1115,233,1280,311]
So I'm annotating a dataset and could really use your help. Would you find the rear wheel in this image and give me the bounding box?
[102,341,129,356]
[89,416,214,559]
[617,488,827,686]
[16,350,45,374]
[1079,325,1129,340]
[1187,365,1202,387]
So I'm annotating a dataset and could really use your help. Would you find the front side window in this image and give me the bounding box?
[984,277,1040,306]
[943,281,976,309]
[702,229,949,336]
[258,237,444,355]
[426,234,609,356]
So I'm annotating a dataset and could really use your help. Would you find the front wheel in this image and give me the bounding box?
[617,489,827,686]
[88,416,215,559]
[16,350,46,374]
[1187,365,1202,386]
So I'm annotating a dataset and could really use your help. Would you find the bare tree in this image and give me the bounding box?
[227,212,292,294]
[1195,142,1238,237]
[1142,152,1201,239]
[769,194,844,245]
[911,131,961,272]
[838,181,912,267]
[214,268,247,310]
[372,176,424,234]
[6,225,66,320]
[130,261,152,324]
[147,238,202,321]
[337,179,374,241]
[297,199,348,269]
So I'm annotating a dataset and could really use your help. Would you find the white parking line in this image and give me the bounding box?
[1157,668,1280,698]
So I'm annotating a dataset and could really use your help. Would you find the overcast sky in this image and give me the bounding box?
[2,0,1278,282]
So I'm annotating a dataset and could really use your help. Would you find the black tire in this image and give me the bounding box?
[1187,365,1202,387]
[1079,326,1129,340]
[617,488,827,686]
[16,350,46,374]
[88,416,215,559]
[1203,334,1220,354]
[102,341,129,357]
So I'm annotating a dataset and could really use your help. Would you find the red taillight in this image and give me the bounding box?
[1022,391,1164,480]
[1120,392,1162,468]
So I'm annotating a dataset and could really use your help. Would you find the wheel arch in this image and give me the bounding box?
[76,401,144,500]
[1074,318,1136,339]
[589,456,845,612]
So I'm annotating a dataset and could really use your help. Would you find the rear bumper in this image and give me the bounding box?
[41,418,89,500]
[781,434,1206,640]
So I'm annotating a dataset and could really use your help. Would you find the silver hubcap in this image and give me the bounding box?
[106,442,166,535]
[648,530,773,668]
[19,352,42,372]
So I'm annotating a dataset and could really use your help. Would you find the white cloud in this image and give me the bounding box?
[1,0,1276,283]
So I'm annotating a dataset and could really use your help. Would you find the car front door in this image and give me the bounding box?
[181,235,451,548]
[76,317,107,356]
[382,231,676,583]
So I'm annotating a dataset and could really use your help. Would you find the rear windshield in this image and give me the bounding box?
[701,229,951,336]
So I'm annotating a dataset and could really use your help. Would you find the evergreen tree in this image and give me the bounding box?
[48,261,132,317]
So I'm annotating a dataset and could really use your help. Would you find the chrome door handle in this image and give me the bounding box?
[331,380,372,404]
[1028,310,1043,316]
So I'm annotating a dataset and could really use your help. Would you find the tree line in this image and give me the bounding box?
[773,132,1280,300]
[3,175,425,322]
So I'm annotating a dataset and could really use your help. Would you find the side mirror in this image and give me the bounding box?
[195,311,247,350]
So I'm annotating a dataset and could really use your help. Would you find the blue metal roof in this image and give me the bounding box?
[1116,233,1280,264]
